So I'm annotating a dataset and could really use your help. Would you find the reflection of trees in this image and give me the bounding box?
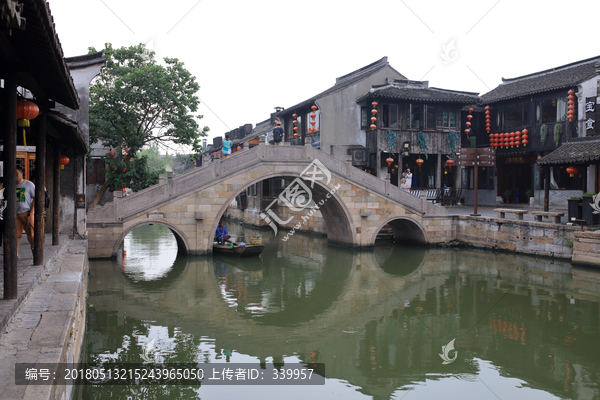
[83,315,201,400]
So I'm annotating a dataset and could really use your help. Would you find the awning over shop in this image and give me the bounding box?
[537,139,600,165]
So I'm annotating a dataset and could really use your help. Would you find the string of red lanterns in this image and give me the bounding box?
[485,106,493,147]
[310,105,317,135]
[522,128,529,146]
[465,107,473,137]
[292,113,299,139]
[567,89,575,121]
[371,102,378,130]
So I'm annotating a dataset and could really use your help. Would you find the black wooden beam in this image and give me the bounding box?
[3,70,18,300]
[33,108,47,265]
[52,143,60,245]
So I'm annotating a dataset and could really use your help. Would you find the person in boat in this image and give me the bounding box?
[216,221,231,245]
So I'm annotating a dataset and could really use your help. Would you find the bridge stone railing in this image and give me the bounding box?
[87,143,447,224]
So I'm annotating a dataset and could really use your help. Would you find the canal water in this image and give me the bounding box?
[80,223,600,400]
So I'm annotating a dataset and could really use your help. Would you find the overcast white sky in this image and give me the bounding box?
[49,0,600,151]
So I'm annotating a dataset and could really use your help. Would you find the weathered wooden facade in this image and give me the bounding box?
[481,56,600,206]
[357,79,480,188]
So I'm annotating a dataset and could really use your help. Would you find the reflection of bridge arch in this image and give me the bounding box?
[112,220,189,258]
[371,216,429,246]
[210,172,356,247]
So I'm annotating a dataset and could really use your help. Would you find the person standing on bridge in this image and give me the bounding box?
[222,135,232,159]
[216,221,231,245]
[272,121,284,146]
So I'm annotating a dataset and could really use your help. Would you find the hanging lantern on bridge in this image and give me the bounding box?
[566,166,578,177]
[17,100,40,147]
[386,156,394,173]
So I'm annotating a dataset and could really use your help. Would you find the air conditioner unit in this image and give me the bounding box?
[351,148,369,167]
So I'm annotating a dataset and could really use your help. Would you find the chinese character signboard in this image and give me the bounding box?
[586,97,596,134]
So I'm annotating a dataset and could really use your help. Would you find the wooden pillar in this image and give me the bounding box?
[544,165,550,212]
[3,71,18,299]
[33,108,47,265]
[52,143,61,245]
[437,153,442,189]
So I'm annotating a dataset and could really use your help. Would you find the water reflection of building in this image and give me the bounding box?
[87,240,600,400]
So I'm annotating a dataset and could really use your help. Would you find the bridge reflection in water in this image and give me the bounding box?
[82,224,600,400]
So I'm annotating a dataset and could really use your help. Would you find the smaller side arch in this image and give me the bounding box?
[369,216,429,246]
[112,219,190,257]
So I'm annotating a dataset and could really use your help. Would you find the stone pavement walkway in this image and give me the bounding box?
[0,238,88,400]
[0,234,69,329]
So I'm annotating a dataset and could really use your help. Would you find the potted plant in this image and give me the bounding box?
[568,196,583,222]
[503,190,512,204]
[525,189,534,206]
[582,192,600,225]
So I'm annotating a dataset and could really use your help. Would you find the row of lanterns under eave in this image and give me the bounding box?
[489,129,529,148]
[18,99,70,169]
[291,105,318,139]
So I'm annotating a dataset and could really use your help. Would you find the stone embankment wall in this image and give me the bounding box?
[456,216,577,259]
[572,231,600,267]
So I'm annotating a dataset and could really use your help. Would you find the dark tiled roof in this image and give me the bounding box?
[357,84,480,104]
[4,0,80,109]
[481,56,600,104]
[65,51,106,69]
[537,138,600,165]
[277,57,405,117]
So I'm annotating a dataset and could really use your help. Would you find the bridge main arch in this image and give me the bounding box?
[210,171,357,249]
[112,220,190,258]
[370,216,429,246]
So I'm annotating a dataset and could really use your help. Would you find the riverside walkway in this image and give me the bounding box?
[0,236,88,400]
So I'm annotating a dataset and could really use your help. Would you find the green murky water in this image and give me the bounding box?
[80,223,600,399]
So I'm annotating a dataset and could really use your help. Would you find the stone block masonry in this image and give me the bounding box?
[572,231,600,267]
[456,216,577,259]
[0,239,88,400]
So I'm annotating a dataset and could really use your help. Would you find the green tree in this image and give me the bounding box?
[138,143,173,175]
[88,43,209,206]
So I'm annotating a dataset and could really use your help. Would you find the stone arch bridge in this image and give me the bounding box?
[88,143,452,258]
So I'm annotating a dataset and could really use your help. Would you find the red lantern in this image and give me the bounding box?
[370,124,376,130]
[310,112,316,118]
[567,105,575,110]
[566,166,578,177]
[372,109,378,115]
[515,140,521,147]
[59,155,70,170]
[466,121,471,127]
[292,113,298,118]
[293,120,298,125]
[467,114,473,120]
[522,133,529,140]
[485,123,491,127]
[416,158,424,171]
[293,126,298,132]
[210,153,214,157]
[237,145,241,151]
[446,159,454,166]
[371,116,377,122]
[372,101,378,108]
[485,105,490,111]
[465,129,470,134]
[294,133,300,138]
[522,128,528,136]
[522,139,529,146]
[468,107,474,112]
[568,89,574,95]
[509,140,515,148]
[17,100,40,122]
[107,150,116,157]
[311,105,317,111]
[310,120,316,125]
[386,156,394,165]
[310,128,316,133]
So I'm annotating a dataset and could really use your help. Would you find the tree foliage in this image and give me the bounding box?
[89,43,209,191]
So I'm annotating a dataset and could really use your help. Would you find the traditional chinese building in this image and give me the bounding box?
[481,55,600,206]
[357,79,480,188]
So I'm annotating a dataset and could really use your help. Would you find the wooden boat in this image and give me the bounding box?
[213,242,265,257]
